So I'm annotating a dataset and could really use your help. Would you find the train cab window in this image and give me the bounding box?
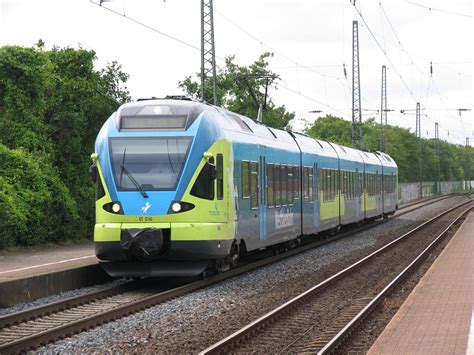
[190,157,215,200]
[288,167,294,205]
[267,164,274,208]
[217,154,223,200]
[308,168,314,202]
[242,161,250,198]
[250,162,258,209]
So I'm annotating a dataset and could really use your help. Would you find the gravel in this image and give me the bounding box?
[36,195,469,354]
[0,279,129,317]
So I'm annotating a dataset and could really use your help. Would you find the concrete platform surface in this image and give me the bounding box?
[0,243,111,307]
[369,211,474,355]
[0,243,96,282]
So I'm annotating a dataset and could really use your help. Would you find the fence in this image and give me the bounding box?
[398,181,472,205]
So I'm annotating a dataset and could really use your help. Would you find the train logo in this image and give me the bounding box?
[141,202,152,214]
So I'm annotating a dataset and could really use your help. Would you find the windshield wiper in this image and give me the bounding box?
[120,164,149,198]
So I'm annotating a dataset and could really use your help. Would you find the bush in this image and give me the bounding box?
[0,144,79,248]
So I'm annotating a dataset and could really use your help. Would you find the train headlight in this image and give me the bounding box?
[112,203,121,213]
[168,201,195,214]
[102,201,123,214]
[171,202,182,213]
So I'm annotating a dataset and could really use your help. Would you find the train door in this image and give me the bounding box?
[258,148,267,241]
[313,162,319,228]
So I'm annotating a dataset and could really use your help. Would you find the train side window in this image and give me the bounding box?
[326,170,330,201]
[323,169,328,202]
[288,166,294,205]
[281,165,288,206]
[350,171,354,199]
[267,164,274,207]
[241,161,250,198]
[293,166,300,199]
[341,170,345,197]
[347,171,350,198]
[217,154,223,200]
[348,171,352,198]
[190,157,215,200]
[303,168,309,199]
[308,168,314,202]
[275,164,281,206]
[250,162,258,209]
[332,170,336,200]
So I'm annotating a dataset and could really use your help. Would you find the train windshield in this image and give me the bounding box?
[109,137,192,191]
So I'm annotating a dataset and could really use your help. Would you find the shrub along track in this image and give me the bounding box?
[0,194,465,354]
[199,201,472,354]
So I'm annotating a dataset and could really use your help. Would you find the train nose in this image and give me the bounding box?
[120,228,165,261]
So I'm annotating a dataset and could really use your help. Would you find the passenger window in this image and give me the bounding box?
[242,161,250,198]
[190,158,215,200]
[294,166,300,199]
[275,165,281,206]
[267,164,274,207]
[281,165,287,205]
[308,168,314,202]
[250,162,258,209]
[217,154,223,200]
[303,168,309,199]
[288,167,294,205]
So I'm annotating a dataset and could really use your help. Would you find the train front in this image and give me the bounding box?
[91,99,234,277]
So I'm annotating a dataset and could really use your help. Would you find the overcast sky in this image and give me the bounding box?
[0,0,472,144]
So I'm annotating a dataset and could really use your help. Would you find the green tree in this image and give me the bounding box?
[179,52,294,129]
[305,115,472,183]
[0,44,129,248]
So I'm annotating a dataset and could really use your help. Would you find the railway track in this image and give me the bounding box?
[199,200,472,354]
[0,194,463,354]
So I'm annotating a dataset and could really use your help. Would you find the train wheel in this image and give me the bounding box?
[229,241,240,267]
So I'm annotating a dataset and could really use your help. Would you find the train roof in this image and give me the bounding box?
[112,99,397,168]
[214,106,300,153]
[375,151,398,168]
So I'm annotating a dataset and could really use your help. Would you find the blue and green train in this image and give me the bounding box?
[91,97,398,277]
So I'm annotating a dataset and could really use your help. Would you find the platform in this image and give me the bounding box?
[368,211,474,355]
[0,243,111,307]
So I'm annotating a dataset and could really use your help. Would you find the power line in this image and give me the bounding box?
[90,0,225,60]
[349,1,418,103]
[276,82,348,117]
[405,1,472,18]
[213,7,351,87]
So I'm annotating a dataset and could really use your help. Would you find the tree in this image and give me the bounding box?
[305,115,471,183]
[179,52,294,130]
[0,44,130,248]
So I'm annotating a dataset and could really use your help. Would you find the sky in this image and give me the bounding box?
[0,0,472,145]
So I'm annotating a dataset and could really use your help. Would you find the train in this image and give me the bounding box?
[90,97,398,277]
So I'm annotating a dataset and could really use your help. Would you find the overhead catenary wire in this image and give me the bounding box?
[349,1,418,103]
[405,1,472,18]
[90,0,226,61]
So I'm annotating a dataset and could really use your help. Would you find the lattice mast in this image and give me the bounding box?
[465,137,471,190]
[380,65,387,152]
[416,102,422,196]
[200,0,217,105]
[352,21,362,149]
[435,122,440,192]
